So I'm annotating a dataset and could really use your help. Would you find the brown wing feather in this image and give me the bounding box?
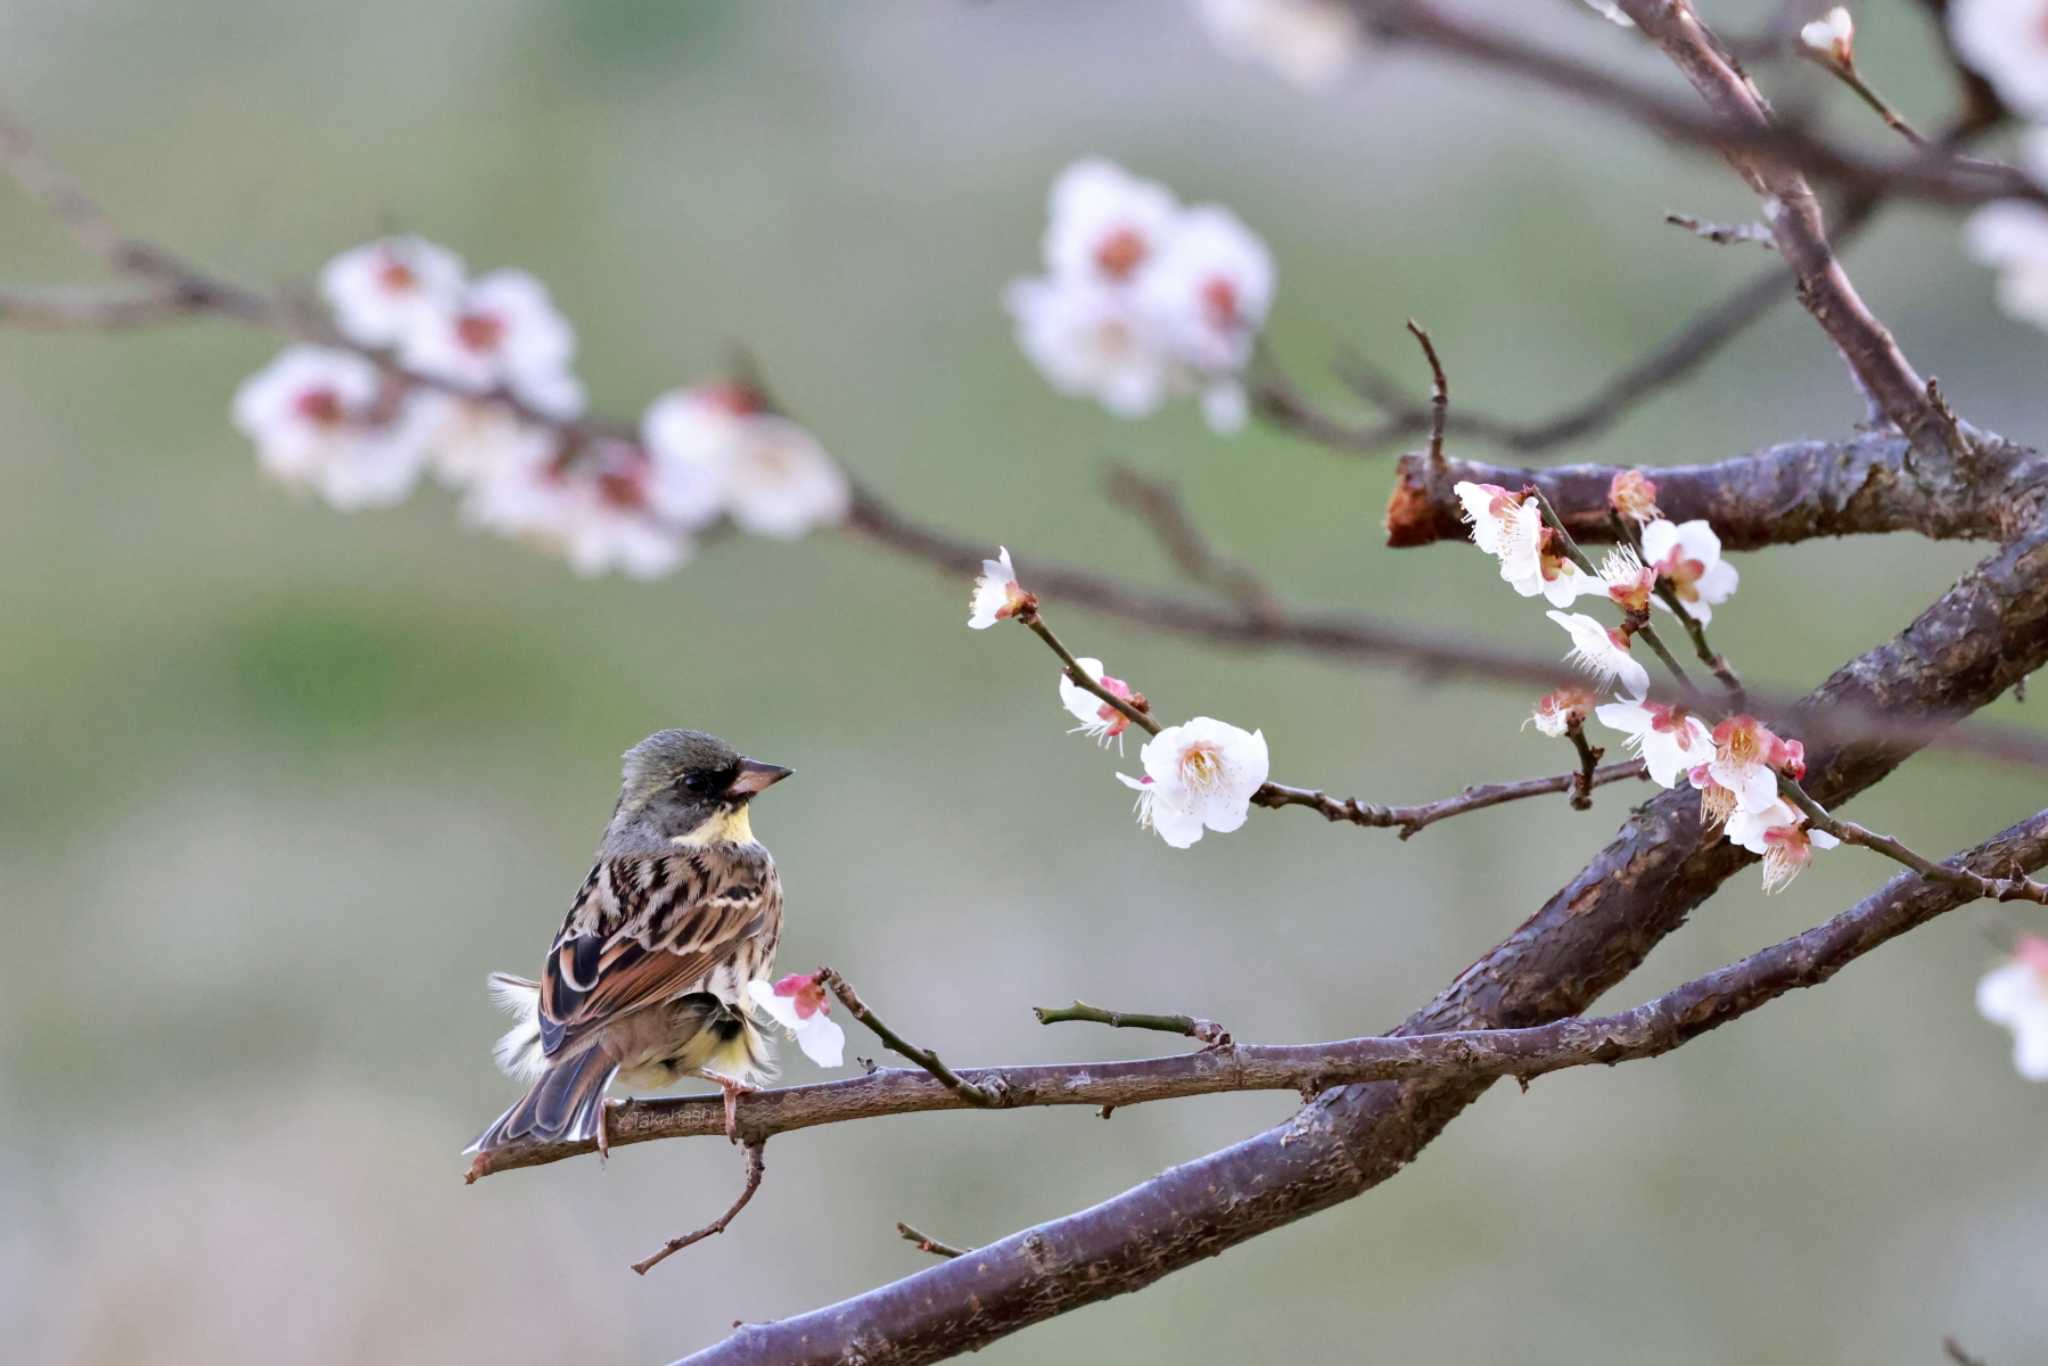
[537,846,778,1059]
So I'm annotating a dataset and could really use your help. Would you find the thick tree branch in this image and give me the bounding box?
[1382,433,2048,551]
[1613,0,1952,457]
[673,520,2048,1360]
[677,801,2048,1361]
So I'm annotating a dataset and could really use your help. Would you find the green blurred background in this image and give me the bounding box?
[4,2,2045,1362]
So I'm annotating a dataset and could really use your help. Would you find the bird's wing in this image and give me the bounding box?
[538,848,776,1058]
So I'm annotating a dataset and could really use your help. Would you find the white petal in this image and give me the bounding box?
[748,979,805,1031]
[795,1014,846,1068]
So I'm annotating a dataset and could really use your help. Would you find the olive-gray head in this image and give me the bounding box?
[607,728,792,851]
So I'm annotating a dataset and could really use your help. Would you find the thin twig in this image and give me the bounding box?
[1033,1000,1231,1045]
[1101,461,1282,623]
[1943,1335,1990,1366]
[1253,760,1648,840]
[1526,483,1695,693]
[475,805,2048,1180]
[896,1222,970,1259]
[816,967,1001,1107]
[1015,610,1161,737]
[630,1140,767,1276]
[1663,212,1777,249]
[1656,585,1746,705]
[1564,722,1603,811]
[1406,318,1448,469]
[1780,783,2048,906]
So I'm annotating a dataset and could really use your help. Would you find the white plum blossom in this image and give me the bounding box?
[1642,517,1739,623]
[1596,545,1657,616]
[1117,717,1270,849]
[1498,500,1598,606]
[750,974,846,1069]
[1608,470,1661,524]
[1595,699,1712,788]
[641,384,848,538]
[1948,0,2048,120]
[1725,798,1840,894]
[1136,204,1275,392]
[1705,714,1796,821]
[1455,481,1522,556]
[463,441,689,579]
[1005,277,1174,418]
[1965,141,2048,334]
[1976,935,2048,1081]
[1059,656,1141,752]
[319,235,463,348]
[400,268,584,417]
[968,546,1034,629]
[1195,0,1363,88]
[1007,161,1275,434]
[425,399,556,489]
[1799,7,1855,66]
[1044,160,1182,287]
[231,345,435,510]
[1545,610,1651,701]
[1526,687,1593,739]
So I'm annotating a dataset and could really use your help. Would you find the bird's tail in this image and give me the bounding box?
[465,1046,618,1155]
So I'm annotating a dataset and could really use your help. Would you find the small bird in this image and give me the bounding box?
[467,729,792,1158]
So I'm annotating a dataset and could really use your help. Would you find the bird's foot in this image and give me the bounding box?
[712,1075,755,1144]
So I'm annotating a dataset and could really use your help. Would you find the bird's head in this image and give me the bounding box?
[615,728,792,847]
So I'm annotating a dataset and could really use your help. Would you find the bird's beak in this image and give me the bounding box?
[727,758,794,797]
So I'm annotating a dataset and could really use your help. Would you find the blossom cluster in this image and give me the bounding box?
[1457,471,1837,893]
[1948,0,2048,329]
[969,550,1269,848]
[1005,160,1274,435]
[231,236,847,577]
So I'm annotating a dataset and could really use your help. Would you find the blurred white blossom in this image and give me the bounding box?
[1948,0,2048,119]
[1196,0,1364,88]
[1965,138,2048,332]
[1007,160,1275,435]
[642,384,847,538]
[1977,935,2048,1081]
[319,235,464,348]
[464,440,689,579]
[400,268,584,417]
[231,346,435,510]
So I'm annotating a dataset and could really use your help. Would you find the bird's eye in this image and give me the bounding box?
[681,772,711,794]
